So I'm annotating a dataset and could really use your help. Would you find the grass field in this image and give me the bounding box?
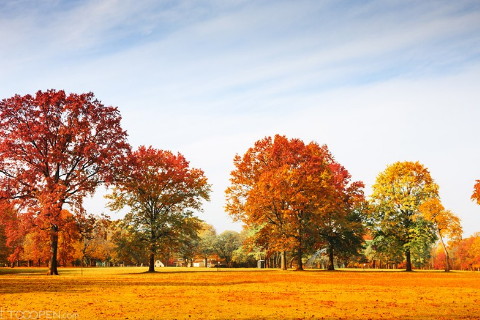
[1,267,479,320]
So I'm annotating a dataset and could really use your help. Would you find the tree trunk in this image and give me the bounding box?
[295,248,303,271]
[48,225,59,275]
[280,251,287,270]
[438,229,451,272]
[405,248,412,272]
[148,251,155,272]
[327,246,335,271]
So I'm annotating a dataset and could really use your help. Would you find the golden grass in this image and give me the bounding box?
[1,267,479,319]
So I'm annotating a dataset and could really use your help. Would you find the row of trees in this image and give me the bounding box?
[0,210,247,269]
[0,90,211,275]
[0,90,478,274]
[3,205,478,271]
[226,135,469,272]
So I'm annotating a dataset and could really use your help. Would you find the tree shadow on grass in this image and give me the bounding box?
[0,276,265,295]
[122,268,279,275]
[303,268,458,274]
[0,267,49,276]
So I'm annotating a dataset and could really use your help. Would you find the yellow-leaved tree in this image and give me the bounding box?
[370,161,439,271]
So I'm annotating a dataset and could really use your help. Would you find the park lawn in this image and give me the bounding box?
[0,267,479,320]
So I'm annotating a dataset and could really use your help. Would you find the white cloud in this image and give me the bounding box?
[2,0,480,235]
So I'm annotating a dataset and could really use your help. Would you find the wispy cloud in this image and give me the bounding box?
[1,0,480,233]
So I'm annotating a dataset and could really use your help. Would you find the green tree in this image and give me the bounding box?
[110,220,148,266]
[231,228,261,268]
[196,223,217,267]
[320,207,366,269]
[214,231,242,267]
[369,161,439,271]
[314,163,365,270]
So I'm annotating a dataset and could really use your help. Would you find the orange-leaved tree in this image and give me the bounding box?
[452,233,480,270]
[0,200,27,267]
[225,135,364,270]
[419,198,462,271]
[472,180,480,205]
[107,146,211,272]
[0,90,130,275]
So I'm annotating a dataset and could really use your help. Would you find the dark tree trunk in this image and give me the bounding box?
[48,225,59,275]
[280,251,287,270]
[148,251,155,272]
[405,248,412,272]
[295,248,303,271]
[327,246,335,271]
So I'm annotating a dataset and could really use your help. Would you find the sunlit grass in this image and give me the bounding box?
[1,267,479,319]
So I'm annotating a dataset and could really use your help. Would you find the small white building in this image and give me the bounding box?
[193,260,206,267]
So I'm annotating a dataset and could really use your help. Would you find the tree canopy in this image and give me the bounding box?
[107,145,211,272]
[225,135,364,270]
[369,161,439,271]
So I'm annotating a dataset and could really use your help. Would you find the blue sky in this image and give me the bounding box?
[1,0,479,236]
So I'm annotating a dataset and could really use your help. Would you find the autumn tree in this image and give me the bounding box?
[472,180,480,205]
[226,135,364,270]
[20,209,79,267]
[75,213,112,266]
[0,90,130,275]
[419,198,462,271]
[0,222,7,265]
[56,210,80,267]
[369,161,439,272]
[452,233,480,270]
[22,229,50,266]
[0,200,26,267]
[107,146,210,272]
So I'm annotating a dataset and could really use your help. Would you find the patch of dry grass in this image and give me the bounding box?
[1,267,479,319]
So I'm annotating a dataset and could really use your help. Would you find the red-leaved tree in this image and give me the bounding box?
[107,146,211,272]
[0,90,130,275]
